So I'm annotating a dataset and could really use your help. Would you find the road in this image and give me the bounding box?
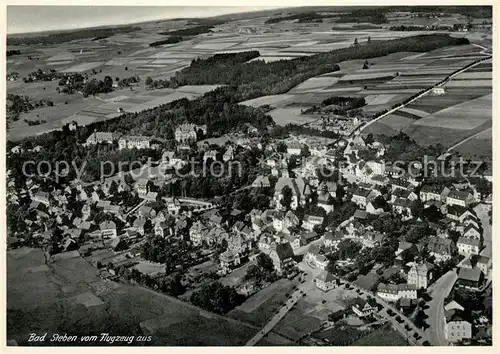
[447,127,492,152]
[347,54,492,139]
[474,203,492,257]
[425,270,458,346]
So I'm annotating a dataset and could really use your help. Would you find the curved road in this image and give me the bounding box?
[425,270,458,346]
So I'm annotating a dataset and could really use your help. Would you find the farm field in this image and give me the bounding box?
[268,107,319,126]
[365,55,492,153]
[6,248,267,346]
[451,128,492,160]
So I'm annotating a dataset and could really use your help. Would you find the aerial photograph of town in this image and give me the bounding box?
[5,4,493,347]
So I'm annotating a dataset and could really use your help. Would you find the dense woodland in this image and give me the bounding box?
[6,50,21,57]
[158,25,215,37]
[265,11,340,24]
[336,8,388,24]
[148,34,468,102]
[301,96,367,115]
[7,25,141,46]
[149,36,184,47]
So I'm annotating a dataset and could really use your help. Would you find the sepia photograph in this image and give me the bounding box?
[4,3,494,347]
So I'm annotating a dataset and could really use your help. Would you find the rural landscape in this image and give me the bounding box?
[6,5,493,347]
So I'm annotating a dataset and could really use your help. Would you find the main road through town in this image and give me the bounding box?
[425,270,458,346]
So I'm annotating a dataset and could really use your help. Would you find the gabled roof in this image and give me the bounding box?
[458,267,482,282]
[457,237,481,247]
[315,271,336,283]
[274,242,294,260]
[100,220,116,230]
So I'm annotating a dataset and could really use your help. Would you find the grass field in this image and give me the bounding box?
[228,279,296,327]
[6,248,264,346]
[351,326,409,346]
[268,107,319,126]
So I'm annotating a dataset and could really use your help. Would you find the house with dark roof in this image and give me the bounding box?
[426,237,453,262]
[269,242,294,273]
[463,224,481,240]
[315,271,338,291]
[446,313,472,343]
[476,255,491,276]
[457,267,484,290]
[352,298,374,318]
[446,190,474,208]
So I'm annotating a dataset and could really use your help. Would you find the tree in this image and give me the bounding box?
[190,281,244,314]
[281,185,293,210]
[125,66,128,71]
[257,253,274,272]
[276,142,287,153]
[354,37,359,46]
[145,76,153,86]
[367,36,371,43]
[410,200,424,219]
[362,60,370,69]
[104,76,113,88]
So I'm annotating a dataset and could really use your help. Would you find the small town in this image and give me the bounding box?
[5,5,493,348]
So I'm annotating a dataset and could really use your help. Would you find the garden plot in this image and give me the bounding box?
[363,94,399,105]
[452,71,492,80]
[47,53,76,62]
[398,107,429,118]
[240,94,295,108]
[290,77,340,93]
[411,93,491,130]
[269,107,318,126]
[445,79,492,88]
[60,62,104,73]
[46,61,73,66]
[193,42,239,50]
[378,114,417,131]
[105,58,132,66]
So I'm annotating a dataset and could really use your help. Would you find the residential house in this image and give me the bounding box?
[407,262,434,289]
[132,217,147,236]
[175,123,206,142]
[463,225,481,240]
[203,150,218,163]
[377,283,417,302]
[252,175,271,188]
[323,231,343,249]
[315,271,338,291]
[426,237,453,262]
[85,132,116,146]
[274,177,311,210]
[164,197,181,215]
[100,221,117,239]
[189,221,208,246]
[351,188,371,208]
[457,267,484,290]
[446,190,474,208]
[223,146,234,162]
[269,242,294,273]
[220,249,241,274]
[135,179,149,196]
[287,142,302,156]
[301,231,319,246]
[302,215,324,232]
[420,185,450,203]
[457,237,481,257]
[352,298,374,318]
[359,231,384,248]
[476,255,491,276]
[32,191,50,206]
[446,314,472,343]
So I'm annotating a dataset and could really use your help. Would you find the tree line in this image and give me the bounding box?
[146,34,469,102]
[7,25,141,46]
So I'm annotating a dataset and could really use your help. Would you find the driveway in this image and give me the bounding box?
[425,270,458,346]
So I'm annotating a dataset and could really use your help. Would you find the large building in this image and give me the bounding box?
[407,262,434,289]
[118,136,151,150]
[175,123,207,142]
[85,132,117,146]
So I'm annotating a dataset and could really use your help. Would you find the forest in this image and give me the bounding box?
[6,25,141,46]
[158,25,215,36]
[148,34,469,102]
[149,36,183,47]
[6,50,21,57]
